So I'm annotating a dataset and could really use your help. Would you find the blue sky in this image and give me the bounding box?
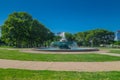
[0,0,120,33]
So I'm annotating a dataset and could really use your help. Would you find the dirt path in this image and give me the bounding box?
[0,59,120,72]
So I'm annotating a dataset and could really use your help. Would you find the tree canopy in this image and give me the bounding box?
[74,29,115,47]
[1,12,116,48]
[65,32,75,41]
[1,12,54,47]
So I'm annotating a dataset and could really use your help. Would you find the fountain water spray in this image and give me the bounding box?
[36,32,99,52]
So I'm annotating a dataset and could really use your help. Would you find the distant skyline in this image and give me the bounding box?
[0,0,120,33]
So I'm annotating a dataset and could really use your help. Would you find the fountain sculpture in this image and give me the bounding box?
[51,32,77,49]
[36,32,99,52]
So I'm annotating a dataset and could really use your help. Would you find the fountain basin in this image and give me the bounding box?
[35,32,99,52]
[35,48,99,52]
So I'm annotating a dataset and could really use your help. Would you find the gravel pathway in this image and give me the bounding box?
[0,59,120,72]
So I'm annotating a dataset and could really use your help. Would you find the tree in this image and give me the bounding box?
[1,12,53,48]
[74,32,87,46]
[53,35,61,41]
[65,32,75,41]
[114,41,120,45]
[75,29,115,47]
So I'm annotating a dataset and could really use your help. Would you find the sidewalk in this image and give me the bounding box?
[0,59,120,72]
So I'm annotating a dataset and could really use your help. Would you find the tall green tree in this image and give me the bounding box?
[75,29,115,47]
[1,12,53,47]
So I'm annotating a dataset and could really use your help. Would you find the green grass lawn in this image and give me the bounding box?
[98,47,120,54]
[0,46,13,48]
[98,47,120,51]
[0,49,120,62]
[109,50,120,54]
[0,68,120,80]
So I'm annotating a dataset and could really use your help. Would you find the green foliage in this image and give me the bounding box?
[0,69,120,80]
[1,12,115,48]
[53,36,61,41]
[114,41,120,45]
[0,49,120,62]
[65,32,75,41]
[74,29,115,47]
[1,12,54,48]
[74,32,86,46]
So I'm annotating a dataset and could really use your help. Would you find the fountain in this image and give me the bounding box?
[51,32,78,49]
[36,32,99,52]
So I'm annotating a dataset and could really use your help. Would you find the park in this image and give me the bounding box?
[0,12,120,80]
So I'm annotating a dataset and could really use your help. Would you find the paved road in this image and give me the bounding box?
[0,59,120,72]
